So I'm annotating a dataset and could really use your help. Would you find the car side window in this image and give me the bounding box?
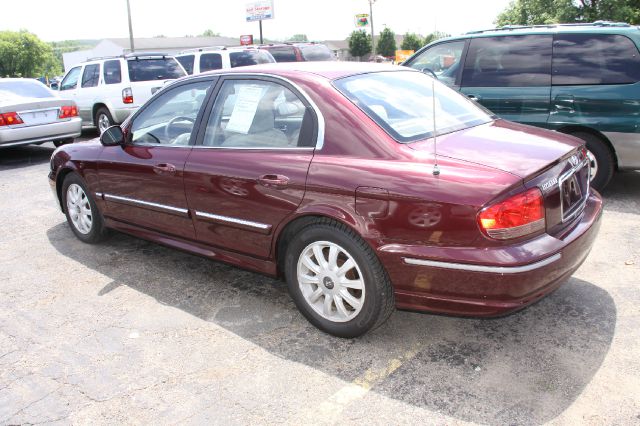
[552,34,640,85]
[60,66,81,91]
[81,64,100,88]
[103,60,122,84]
[461,35,552,87]
[200,53,222,72]
[202,80,311,148]
[130,80,211,146]
[405,41,465,86]
[177,55,195,74]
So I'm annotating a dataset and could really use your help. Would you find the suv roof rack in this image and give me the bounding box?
[84,55,122,63]
[178,46,226,54]
[124,52,170,59]
[466,21,632,35]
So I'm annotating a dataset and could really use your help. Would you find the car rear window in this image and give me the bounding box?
[335,71,492,143]
[176,55,195,75]
[229,50,275,68]
[200,53,223,72]
[266,46,298,62]
[552,34,640,85]
[127,58,185,82]
[300,44,334,61]
[0,80,54,99]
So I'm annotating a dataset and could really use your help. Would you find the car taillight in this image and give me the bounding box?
[478,187,545,240]
[122,88,133,104]
[0,112,24,127]
[58,105,78,119]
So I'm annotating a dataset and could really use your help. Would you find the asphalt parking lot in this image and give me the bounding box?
[1,133,639,425]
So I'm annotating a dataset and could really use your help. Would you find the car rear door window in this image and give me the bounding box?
[462,35,552,87]
[127,58,185,82]
[103,60,122,84]
[266,46,297,62]
[199,53,222,72]
[176,55,195,74]
[202,80,311,148]
[60,66,81,91]
[81,64,100,88]
[552,34,640,85]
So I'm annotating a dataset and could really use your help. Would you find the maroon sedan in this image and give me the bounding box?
[48,63,602,337]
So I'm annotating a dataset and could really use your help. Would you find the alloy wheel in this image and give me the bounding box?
[586,149,598,183]
[296,241,366,322]
[66,184,93,234]
[98,113,111,134]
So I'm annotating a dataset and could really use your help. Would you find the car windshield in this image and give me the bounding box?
[334,71,492,143]
[127,58,185,81]
[229,50,275,67]
[300,44,334,61]
[0,80,54,100]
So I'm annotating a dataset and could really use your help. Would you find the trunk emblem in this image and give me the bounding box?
[568,155,579,167]
[540,177,558,192]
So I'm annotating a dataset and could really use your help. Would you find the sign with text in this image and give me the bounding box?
[395,50,415,63]
[246,1,274,22]
[355,14,369,28]
[240,34,254,45]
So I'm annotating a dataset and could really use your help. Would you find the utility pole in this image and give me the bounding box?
[369,0,375,55]
[126,0,135,52]
[259,20,263,44]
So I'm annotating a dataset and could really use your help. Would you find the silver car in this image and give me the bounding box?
[0,78,82,148]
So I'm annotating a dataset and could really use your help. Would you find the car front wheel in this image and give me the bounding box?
[284,219,394,338]
[62,174,107,243]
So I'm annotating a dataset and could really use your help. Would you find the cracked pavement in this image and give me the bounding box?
[1,136,639,425]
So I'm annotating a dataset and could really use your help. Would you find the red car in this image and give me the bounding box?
[48,63,602,338]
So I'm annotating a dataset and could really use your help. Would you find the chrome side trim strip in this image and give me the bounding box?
[95,192,103,198]
[403,253,562,274]
[194,211,271,231]
[103,194,188,215]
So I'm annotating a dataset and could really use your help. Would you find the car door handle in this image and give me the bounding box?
[258,174,290,188]
[153,163,177,175]
[553,95,575,112]
[467,94,480,102]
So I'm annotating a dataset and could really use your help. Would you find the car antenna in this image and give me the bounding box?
[432,78,440,176]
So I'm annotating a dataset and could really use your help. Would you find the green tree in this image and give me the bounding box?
[0,30,58,78]
[348,30,372,60]
[496,0,640,26]
[287,34,308,42]
[200,29,221,37]
[401,33,424,51]
[376,27,397,57]
[422,31,449,45]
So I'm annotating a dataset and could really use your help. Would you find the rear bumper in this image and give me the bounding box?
[378,191,603,317]
[0,118,81,147]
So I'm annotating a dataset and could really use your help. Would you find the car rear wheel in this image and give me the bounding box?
[95,107,114,134]
[570,131,614,191]
[62,174,107,243]
[284,219,394,338]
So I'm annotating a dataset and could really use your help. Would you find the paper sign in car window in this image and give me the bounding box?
[225,85,266,134]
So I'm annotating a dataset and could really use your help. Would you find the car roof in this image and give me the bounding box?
[199,61,413,80]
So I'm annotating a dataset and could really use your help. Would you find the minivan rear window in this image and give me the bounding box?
[552,34,640,85]
[127,58,185,82]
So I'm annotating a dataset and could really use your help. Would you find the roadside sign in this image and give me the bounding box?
[246,1,274,22]
[355,14,369,28]
[395,50,414,63]
[240,35,254,45]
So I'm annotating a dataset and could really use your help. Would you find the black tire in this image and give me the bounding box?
[284,218,395,338]
[95,107,114,134]
[571,131,614,191]
[61,173,108,244]
[53,138,74,148]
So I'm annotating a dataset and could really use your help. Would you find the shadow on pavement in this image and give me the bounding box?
[46,222,616,425]
[599,170,640,215]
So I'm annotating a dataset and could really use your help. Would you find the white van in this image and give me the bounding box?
[175,46,275,75]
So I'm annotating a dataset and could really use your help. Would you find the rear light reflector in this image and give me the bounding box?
[122,88,133,104]
[58,105,78,119]
[478,187,545,240]
[0,112,24,126]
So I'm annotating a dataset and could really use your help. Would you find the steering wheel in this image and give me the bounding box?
[164,116,195,140]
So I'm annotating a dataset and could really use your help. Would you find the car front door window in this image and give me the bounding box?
[406,41,465,87]
[60,67,81,91]
[131,81,211,146]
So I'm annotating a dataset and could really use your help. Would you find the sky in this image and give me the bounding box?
[4,0,513,42]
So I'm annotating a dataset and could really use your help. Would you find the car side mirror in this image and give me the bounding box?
[100,125,125,146]
[421,68,438,79]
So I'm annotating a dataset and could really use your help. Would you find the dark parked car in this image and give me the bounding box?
[49,63,602,337]
[403,21,640,190]
[258,42,335,62]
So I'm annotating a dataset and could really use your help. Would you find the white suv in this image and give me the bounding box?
[175,46,275,75]
[58,53,186,132]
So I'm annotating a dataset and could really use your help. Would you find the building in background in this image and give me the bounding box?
[63,36,240,71]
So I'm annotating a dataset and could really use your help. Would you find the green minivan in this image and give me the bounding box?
[403,22,640,189]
